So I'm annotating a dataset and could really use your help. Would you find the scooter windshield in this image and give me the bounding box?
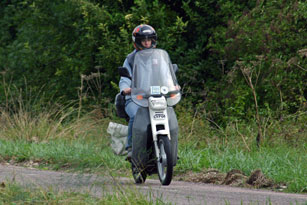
[131,48,181,107]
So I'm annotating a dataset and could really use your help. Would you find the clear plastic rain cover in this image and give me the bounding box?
[131,49,181,107]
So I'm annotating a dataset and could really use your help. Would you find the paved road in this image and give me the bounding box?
[0,164,306,205]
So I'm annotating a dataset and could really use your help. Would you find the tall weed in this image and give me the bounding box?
[0,78,106,142]
[177,99,306,149]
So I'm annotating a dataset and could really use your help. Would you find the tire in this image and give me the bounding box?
[131,161,147,184]
[157,135,173,185]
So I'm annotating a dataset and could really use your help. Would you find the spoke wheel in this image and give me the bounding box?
[157,135,173,185]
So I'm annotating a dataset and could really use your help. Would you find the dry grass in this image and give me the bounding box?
[0,105,101,142]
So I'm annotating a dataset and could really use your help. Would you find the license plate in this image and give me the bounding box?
[153,113,166,120]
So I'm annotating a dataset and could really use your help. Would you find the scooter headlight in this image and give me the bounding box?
[149,97,167,110]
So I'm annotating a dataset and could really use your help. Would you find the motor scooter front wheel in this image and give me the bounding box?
[157,135,173,185]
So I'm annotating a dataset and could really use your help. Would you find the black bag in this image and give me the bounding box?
[115,93,129,120]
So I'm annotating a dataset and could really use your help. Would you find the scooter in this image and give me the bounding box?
[118,48,181,185]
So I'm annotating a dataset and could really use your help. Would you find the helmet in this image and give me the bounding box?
[132,24,157,50]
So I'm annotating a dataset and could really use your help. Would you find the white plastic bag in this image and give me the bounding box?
[107,122,128,155]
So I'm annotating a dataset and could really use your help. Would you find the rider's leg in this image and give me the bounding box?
[125,98,140,150]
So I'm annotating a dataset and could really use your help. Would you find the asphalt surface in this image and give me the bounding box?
[0,164,306,205]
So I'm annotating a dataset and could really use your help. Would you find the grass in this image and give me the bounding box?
[0,138,129,173]
[0,182,168,204]
[176,143,307,193]
[174,103,307,193]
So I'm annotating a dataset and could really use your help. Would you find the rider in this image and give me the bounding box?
[119,24,157,158]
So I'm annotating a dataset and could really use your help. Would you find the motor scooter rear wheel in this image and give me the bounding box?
[131,161,147,184]
[157,135,173,185]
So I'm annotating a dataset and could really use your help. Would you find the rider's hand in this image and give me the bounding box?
[122,88,131,95]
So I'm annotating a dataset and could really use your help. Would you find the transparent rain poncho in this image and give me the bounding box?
[131,49,181,107]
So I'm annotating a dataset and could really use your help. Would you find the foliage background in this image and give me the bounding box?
[0,0,306,127]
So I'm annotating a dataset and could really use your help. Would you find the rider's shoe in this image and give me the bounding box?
[125,147,132,161]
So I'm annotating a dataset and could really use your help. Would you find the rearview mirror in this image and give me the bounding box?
[118,67,131,80]
[172,64,178,73]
